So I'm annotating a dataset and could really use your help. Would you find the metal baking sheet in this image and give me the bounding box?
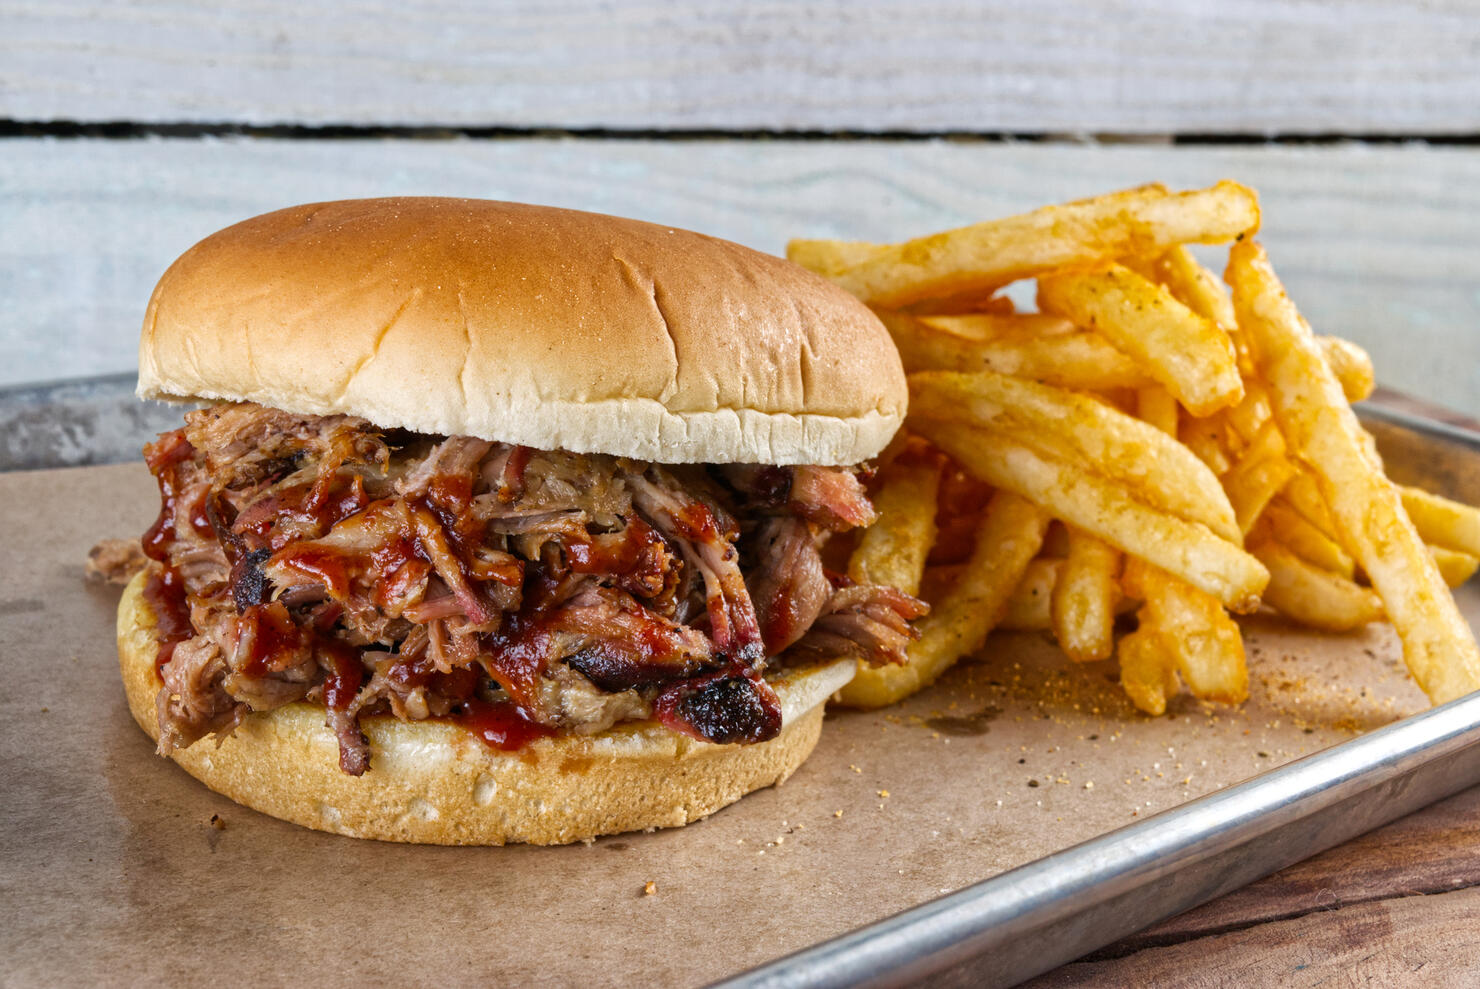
[725,403,1480,988]
[1,380,1476,987]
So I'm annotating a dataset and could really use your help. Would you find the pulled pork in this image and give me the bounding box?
[139,402,926,774]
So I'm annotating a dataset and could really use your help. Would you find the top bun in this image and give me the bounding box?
[137,198,905,465]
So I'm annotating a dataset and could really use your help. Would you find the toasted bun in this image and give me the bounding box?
[137,198,905,466]
[118,572,854,845]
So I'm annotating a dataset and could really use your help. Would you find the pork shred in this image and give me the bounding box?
[140,402,925,774]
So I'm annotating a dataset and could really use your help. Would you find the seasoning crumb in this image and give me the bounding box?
[877,790,890,799]
[834,810,844,818]
[1083,782,1094,790]
[1027,779,1040,788]
[209,814,225,830]
[849,765,862,774]
[643,881,657,896]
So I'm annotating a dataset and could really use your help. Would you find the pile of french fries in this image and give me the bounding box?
[791,182,1480,715]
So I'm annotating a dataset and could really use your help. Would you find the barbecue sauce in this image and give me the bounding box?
[454,698,553,751]
[142,567,192,675]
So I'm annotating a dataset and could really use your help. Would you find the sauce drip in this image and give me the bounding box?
[142,567,192,675]
[454,698,553,751]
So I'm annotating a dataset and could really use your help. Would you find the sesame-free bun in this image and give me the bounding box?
[137,197,905,466]
[118,572,855,845]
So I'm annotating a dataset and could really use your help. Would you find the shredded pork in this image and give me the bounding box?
[136,402,925,774]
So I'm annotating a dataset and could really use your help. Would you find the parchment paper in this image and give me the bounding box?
[2,463,1474,987]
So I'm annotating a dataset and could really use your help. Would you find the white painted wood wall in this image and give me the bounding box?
[4,1,1479,413]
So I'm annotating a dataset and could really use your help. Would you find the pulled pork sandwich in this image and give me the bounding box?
[116,197,923,844]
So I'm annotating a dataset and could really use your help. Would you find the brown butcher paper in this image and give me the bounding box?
[1,463,1474,986]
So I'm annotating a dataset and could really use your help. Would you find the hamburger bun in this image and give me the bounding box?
[119,571,856,845]
[137,197,906,466]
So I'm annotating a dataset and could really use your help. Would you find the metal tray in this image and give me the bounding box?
[5,378,1478,989]
[723,402,1480,988]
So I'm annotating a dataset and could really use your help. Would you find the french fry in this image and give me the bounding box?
[1222,420,1296,535]
[847,455,944,596]
[1282,468,1341,541]
[1317,335,1376,404]
[913,418,1268,611]
[1431,545,1480,588]
[1147,244,1240,331]
[1179,415,1234,476]
[1037,261,1243,416]
[1001,558,1061,632]
[876,310,1153,390]
[1136,385,1180,438]
[1400,485,1480,559]
[1123,558,1249,705]
[902,291,1018,316]
[1052,528,1120,662]
[1126,384,1249,706]
[914,312,1075,340]
[909,371,1240,541]
[837,491,1050,709]
[1251,541,1384,632]
[1258,500,1356,579]
[795,181,1260,307]
[1228,240,1480,704]
[1117,624,1181,717]
[784,238,881,278]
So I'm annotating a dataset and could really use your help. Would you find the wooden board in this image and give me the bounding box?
[1028,884,1480,986]
[5,2,1479,133]
[5,139,1479,415]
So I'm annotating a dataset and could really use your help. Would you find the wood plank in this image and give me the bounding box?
[1105,785,1480,952]
[5,2,1480,133]
[5,139,1480,415]
[1026,884,1480,987]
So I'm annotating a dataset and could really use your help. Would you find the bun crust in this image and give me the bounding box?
[137,198,905,465]
[118,573,854,845]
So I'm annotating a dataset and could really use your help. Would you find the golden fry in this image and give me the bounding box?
[785,238,881,278]
[910,371,1239,541]
[1052,528,1120,662]
[1282,468,1341,541]
[1228,240,1480,704]
[1136,385,1180,437]
[914,312,1075,340]
[1117,624,1180,717]
[836,491,1050,709]
[1258,500,1356,579]
[913,418,1268,611]
[1179,416,1234,477]
[847,456,944,596]
[1401,485,1480,559]
[1001,558,1061,632]
[1317,335,1376,404]
[806,181,1260,307]
[1038,261,1243,416]
[1252,541,1384,632]
[1124,558,1249,705]
[1222,421,1296,535]
[1431,545,1480,589]
[876,310,1152,390]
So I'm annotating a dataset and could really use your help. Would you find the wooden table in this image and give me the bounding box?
[5,5,1480,984]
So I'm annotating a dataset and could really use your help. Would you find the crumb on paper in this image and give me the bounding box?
[642,881,657,896]
[877,790,890,799]
[833,810,843,818]
[209,814,225,831]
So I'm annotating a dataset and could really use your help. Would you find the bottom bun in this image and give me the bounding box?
[117,571,855,845]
